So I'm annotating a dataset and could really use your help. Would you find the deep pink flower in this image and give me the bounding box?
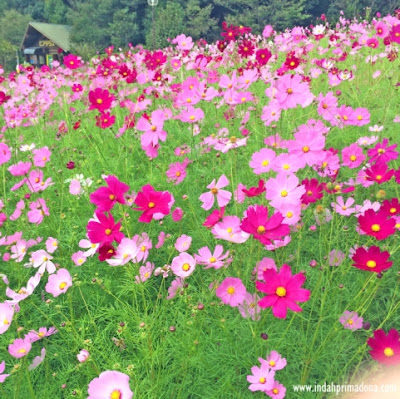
[0,143,11,166]
[64,54,81,69]
[367,329,400,365]
[172,207,183,222]
[367,138,398,164]
[351,246,393,273]
[87,211,125,244]
[301,178,324,204]
[166,158,191,184]
[240,205,290,246]
[365,162,395,184]
[203,207,224,228]
[242,179,266,197]
[358,209,396,240]
[256,264,310,319]
[342,143,365,168]
[90,175,130,212]
[88,88,115,112]
[133,185,172,223]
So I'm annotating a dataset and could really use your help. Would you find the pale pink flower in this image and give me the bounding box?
[171,252,196,278]
[31,250,56,274]
[194,245,231,269]
[238,293,261,321]
[331,196,356,216]
[69,179,82,195]
[255,257,277,281]
[259,350,287,371]
[265,173,306,208]
[87,370,133,399]
[8,338,32,358]
[172,207,183,222]
[0,361,10,382]
[199,175,232,210]
[27,198,49,224]
[166,277,184,299]
[0,302,14,335]
[33,147,51,167]
[45,237,59,254]
[211,215,250,243]
[71,251,87,266]
[25,327,58,342]
[249,148,276,174]
[106,238,139,266]
[174,234,192,252]
[79,238,99,257]
[135,262,154,283]
[28,348,46,371]
[77,349,90,363]
[216,277,246,307]
[45,268,72,297]
[247,364,275,392]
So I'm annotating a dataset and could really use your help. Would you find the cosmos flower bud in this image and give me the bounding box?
[77,349,90,363]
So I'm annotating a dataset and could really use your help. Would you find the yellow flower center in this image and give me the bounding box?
[350,155,357,161]
[148,202,155,208]
[151,125,157,132]
[272,388,279,394]
[283,164,290,170]
[390,207,396,214]
[290,61,295,66]
[269,360,276,367]
[302,146,309,153]
[371,224,380,232]
[286,212,293,218]
[348,319,353,325]
[189,116,195,120]
[262,160,269,166]
[281,190,288,197]
[384,347,394,357]
[378,148,385,154]
[227,287,235,295]
[366,260,376,268]
[176,171,181,177]
[209,257,216,263]
[3,318,9,325]
[105,228,112,235]
[257,226,266,234]
[182,263,190,271]
[211,188,218,194]
[110,391,121,399]
[376,175,382,180]
[59,282,67,290]
[18,348,26,354]
[357,115,362,121]
[96,99,103,104]
[109,194,116,200]
[141,246,146,252]
[259,377,266,384]
[38,332,45,337]
[276,287,286,297]
[287,88,293,94]
[226,227,233,233]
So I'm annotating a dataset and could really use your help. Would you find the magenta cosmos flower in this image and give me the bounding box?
[240,205,290,246]
[45,268,72,297]
[199,175,232,210]
[256,264,311,319]
[216,277,246,307]
[351,246,393,273]
[88,88,115,113]
[358,209,396,240]
[88,370,133,399]
[87,212,124,245]
[90,175,130,212]
[133,184,172,223]
[367,329,400,366]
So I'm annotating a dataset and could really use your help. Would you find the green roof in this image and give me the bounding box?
[22,22,72,51]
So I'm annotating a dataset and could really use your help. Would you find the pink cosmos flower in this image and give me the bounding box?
[8,338,32,358]
[172,207,183,222]
[133,233,152,263]
[135,262,154,283]
[25,327,58,342]
[178,106,204,123]
[203,207,224,229]
[33,147,51,168]
[238,293,261,321]
[79,238,99,257]
[211,215,250,243]
[106,237,139,266]
[342,143,365,168]
[5,273,41,305]
[266,381,286,399]
[241,205,290,246]
[0,143,11,166]
[271,153,303,175]
[166,277,184,299]
[367,138,398,164]
[216,277,247,307]
[275,74,314,109]
[247,364,275,392]
[256,264,311,319]
[329,249,346,266]
[249,148,276,174]
[259,351,287,371]
[27,198,50,224]
[194,245,231,269]
[0,302,14,335]
[31,250,56,274]
[166,158,191,184]
[77,349,90,363]
[199,175,232,210]
[28,347,46,371]
[339,311,363,330]
[174,234,192,252]
[375,21,389,38]
[174,33,194,51]
[255,257,277,281]
[87,370,133,399]
[286,126,326,167]
[45,268,72,297]
[0,361,10,382]
[87,211,124,245]
[331,196,356,216]
[171,252,196,278]
[136,109,167,147]
[133,184,172,223]
[266,173,306,208]
[155,231,166,249]
[8,161,31,176]
[45,237,59,254]
[367,329,400,366]
[72,251,87,266]
[261,101,282,126]
[90,175,130,212]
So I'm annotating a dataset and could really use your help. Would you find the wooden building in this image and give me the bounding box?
[21,22,71,67]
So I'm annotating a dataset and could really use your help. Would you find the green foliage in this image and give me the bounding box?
[44,0,68,24]
[109,8,140,48]
[145,2,185,49]
[0,9,31,46]
[184,0,218,41]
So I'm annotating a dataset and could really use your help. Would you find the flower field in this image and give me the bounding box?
[1,11,400,399]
